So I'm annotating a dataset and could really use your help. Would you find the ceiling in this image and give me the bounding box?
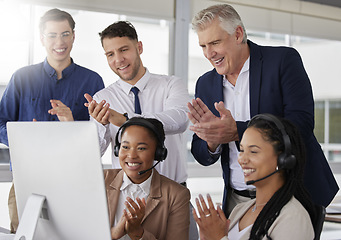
[300,0,341,9]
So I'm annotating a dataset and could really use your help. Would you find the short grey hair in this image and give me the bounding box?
[192,4,247,43]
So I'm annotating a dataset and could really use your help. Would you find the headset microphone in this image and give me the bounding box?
[138,160,161,175]
[246,168,279,185]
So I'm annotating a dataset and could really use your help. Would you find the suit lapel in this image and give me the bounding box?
[107,170,124,225]
[142,171,161,223]
[211,72,224,117]
[248,40,262,117]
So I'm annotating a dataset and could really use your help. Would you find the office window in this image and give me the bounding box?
[247,31,288,46]
[292,37,341,100]
[0,2,31,85]
[188,29,211,95]
[330,101,341,144]
[293,36,341,162]
[0,4,169,87]
[315,101,325,143]
[330,150,341,162]
[312,100,341,162]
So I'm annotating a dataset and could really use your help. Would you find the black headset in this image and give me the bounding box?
[248,114,296,170]
[114,118,168,162]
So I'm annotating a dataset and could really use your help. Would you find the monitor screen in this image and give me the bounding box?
[7,121,111,240]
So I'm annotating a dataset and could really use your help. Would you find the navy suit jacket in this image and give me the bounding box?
[191,40,339,210]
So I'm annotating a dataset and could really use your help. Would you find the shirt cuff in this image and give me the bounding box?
[208,144,222,155]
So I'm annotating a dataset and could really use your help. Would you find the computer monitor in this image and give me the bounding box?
[7,122,111,240]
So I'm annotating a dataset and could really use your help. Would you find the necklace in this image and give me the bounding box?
[251,202,267,212]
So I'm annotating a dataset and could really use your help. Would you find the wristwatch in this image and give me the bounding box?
[123,112,129,121]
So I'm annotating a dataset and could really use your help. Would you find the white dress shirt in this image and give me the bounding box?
[222,57,254,191]
[115,171,153,240]
[92,69,189,183]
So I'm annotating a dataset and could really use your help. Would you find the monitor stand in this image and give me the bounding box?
[14,194,46,240]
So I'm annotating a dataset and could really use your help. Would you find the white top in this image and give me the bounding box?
[92,69,189,183]
[115,171,153,240]
[228,197,314,240]
[228,221,252,240]
[222,57,253,191]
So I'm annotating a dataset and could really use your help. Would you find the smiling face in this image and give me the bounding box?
[40,19,74,66]
[238,127,284,187]
[103,36,145,85]
[197,18,246,80]
[119,125,157,184]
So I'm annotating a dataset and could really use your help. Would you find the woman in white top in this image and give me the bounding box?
[193,114,317,240]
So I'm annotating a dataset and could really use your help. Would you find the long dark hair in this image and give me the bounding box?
[247,116,316,239]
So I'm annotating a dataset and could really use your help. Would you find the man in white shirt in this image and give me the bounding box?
[85,21,198,239]
[84,21,189,188]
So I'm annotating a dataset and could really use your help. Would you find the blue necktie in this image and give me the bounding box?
[131,87,141,114]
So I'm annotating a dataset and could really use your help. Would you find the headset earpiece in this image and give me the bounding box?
[277,152,296,170]
[114,144,120,157]
[155,147,168,162]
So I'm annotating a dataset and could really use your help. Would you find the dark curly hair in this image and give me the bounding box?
[99,21,138,46]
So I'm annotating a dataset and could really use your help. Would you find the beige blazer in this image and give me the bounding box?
[228,197,314,240]
[104,169,190,240]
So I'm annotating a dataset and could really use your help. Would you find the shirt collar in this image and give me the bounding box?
[118,68,150,95]
[223,57,250,87]
[43,58,76,79]
[240,57,250,74]
[120,169,153,196]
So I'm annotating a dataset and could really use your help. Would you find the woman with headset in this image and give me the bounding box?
[193,114,316,240]
[104,117,190,240]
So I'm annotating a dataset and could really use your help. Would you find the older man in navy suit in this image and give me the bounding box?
[188,4,338,216]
